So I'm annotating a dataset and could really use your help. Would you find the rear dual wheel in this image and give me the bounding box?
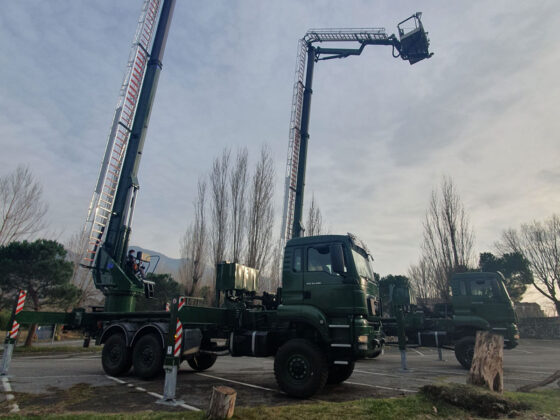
[188,353,217,371]
[132,333,164,379]
[102,334,132,376]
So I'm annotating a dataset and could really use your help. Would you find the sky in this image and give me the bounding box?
[1,1,559,311]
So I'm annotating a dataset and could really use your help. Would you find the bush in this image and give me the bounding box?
[0,309,11,331]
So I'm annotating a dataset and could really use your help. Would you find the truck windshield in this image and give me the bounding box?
[352,249,374,282]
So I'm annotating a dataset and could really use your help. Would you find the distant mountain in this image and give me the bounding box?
[130,245,183,279]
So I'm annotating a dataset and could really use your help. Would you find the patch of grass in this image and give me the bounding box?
[10,345,101,355]
[2,385,559,420]
[507,388,560,417]
[420,383,530,418]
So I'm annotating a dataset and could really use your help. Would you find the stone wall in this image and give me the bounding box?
[518,317,560,339]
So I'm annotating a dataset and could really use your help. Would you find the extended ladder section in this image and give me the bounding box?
[82,0,162,268]
[280,28,389,243]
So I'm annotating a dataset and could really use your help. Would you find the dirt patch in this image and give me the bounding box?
[6,383,187,415]
[420,384,530,418]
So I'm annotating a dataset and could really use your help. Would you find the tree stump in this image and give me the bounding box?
[207,386,236,419]
[467,331,503,393]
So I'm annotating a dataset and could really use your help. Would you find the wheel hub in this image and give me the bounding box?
[288,355,309,380]
[109,345,122,362]
[140,346,154,365]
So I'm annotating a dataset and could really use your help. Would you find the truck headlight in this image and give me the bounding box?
[358,335,368,344]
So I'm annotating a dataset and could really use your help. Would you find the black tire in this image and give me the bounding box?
[187,353,217,371]
[101,334,132,376]
[132,333,164,379]
[454,336,475,369]
[369,343,384,359]
[327,361,355,384]
[274,338,328,398]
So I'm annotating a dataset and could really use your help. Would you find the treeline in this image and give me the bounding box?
[178,145,279,303]
[402,176,559,317]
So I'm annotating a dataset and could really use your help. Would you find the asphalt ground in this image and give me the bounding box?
[1,339,558,414]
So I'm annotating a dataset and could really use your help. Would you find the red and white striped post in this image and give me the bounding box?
[158,296,185,405]
[2,290,27,376]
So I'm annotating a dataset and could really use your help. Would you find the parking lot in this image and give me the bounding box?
[1,339,559,414]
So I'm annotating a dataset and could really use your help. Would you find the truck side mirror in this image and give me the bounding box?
[330,244,345,275]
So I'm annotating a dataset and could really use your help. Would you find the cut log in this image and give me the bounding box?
[517,370,560,392]
[207,386,237,420]
[467,331,503,393]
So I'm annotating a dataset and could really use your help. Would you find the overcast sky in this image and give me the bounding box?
[1,1,559,309]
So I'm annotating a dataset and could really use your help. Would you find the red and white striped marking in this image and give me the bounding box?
[173,320,183,358]
[9,322,20,339]
[9,290,27,340]
[165,302,170,312]
[178,296,186,311]
[15,290,27,314]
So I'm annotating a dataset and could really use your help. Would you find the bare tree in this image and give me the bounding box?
[305,194,324,236]
[230,148,248,263]
[497,214,560,316]
[65,230,101,307]
[408,256,436,302]
[210,149,231,268]
[266,242,284,292]
[0,165,48,245]
[246,146,275,274]
[421,176,474,300]
[179,180,207,296]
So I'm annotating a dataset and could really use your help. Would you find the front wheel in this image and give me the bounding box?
[102,334,132,376]
[327,361,355,384]
[369,343,384,359]
[132,333,164,379]
[187,353,217,371]
[274,339,328,398]
[454,336,475,369]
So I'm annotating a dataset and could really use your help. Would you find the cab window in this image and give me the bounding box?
[307,245,332,274]
[470,279,495,299]
[292,248,303,273]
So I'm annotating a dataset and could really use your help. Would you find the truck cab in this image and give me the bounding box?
[450,272,519,349]
[280,234,382,357]
[379,271,519,369]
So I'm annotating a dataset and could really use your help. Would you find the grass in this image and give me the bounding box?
[11,345,100,355]
[1,385,558,420]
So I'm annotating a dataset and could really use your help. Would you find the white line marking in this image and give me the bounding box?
[2,375,20,413]
[178,402,201,411]
[196,372,277,392]
[148,391,163,398]
[106,375,126,384]
[107,375,200,411]
[410,348,425,356]
[511,349,532,354]
[346,380,416,393]
[2,377,13,392]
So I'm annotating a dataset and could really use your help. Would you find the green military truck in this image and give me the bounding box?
[379,272,520,368]
[11,233,382,398]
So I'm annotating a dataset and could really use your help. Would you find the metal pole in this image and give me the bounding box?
[158,296,184,406]
[396,307,408,371]
[291,45,316,238]
[1,290,27,376]
[435,331,443,361]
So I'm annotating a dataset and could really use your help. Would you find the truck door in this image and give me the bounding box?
[303,243,353,316]
[468,277,512,324]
